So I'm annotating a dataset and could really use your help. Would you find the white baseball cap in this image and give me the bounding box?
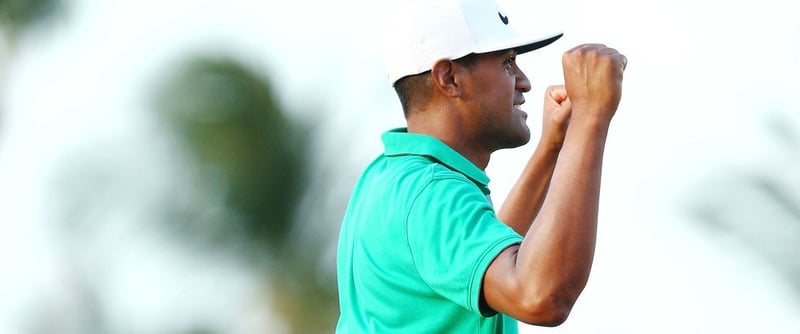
[383,0,563,85]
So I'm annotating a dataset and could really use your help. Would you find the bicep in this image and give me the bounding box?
[481,243,573,326]
[482,243,524,318]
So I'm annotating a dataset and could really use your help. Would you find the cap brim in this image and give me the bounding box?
[475,32,563,56]
[515,32,563,54]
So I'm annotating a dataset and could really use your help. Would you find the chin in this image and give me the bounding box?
[516,124,532,143]
[499,128,530,149]
[513,133,532,148]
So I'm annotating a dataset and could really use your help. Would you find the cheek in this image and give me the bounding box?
[471,71,516,110]
[487,77,515,102]
[501,75,516,100]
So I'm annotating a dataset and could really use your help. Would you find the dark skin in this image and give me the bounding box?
[406,44,627,326]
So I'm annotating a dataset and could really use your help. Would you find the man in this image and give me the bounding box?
[336,0,627,332]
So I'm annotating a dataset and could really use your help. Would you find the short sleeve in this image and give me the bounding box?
[406,173,523,316]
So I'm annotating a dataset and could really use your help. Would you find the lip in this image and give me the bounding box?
[512,93,526,113]
[513,105,528,119]
[512,94,528,119]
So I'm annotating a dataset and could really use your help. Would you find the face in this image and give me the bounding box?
[461,49,532,150]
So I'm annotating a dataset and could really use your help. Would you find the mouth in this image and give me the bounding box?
[513,99,527,118]
[513,96,525,108]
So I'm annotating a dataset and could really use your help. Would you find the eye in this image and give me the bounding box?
[505,56,516,66]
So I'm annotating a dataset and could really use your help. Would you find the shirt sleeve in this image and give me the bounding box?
[405,173,523,316]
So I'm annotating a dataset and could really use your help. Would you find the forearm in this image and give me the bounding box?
[497,143,560,235]
[516,115,610,303]
[483,44,625,325]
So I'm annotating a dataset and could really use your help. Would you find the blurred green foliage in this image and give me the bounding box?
[157,56,307,254]
[0,0,62,42]
[155,55,337,333]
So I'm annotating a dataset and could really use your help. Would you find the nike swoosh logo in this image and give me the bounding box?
[498,12,509,25]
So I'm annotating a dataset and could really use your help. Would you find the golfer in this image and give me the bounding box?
[336,0,627,332]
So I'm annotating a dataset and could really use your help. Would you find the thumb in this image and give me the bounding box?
[547,85,569,106]
[555,97,573,123]
[560,97,572,111]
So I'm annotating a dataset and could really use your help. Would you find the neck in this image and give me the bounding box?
[407,113,491,170]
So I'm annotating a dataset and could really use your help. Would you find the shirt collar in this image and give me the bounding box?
[381,128,491,194]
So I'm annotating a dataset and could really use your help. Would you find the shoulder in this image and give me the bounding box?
[408,163,492,222]
[408,159,483,207]
[384,154,475,190]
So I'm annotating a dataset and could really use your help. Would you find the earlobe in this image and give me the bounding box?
[431,59,462,97]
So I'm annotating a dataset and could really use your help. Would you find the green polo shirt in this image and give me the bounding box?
[336,128,523,333]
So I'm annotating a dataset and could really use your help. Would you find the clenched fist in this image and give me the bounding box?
[540,85,572,152]
[562,44,627,122]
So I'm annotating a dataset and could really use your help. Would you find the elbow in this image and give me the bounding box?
[514,292,576,327]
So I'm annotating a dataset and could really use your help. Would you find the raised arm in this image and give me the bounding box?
[498,85,572,235]
[484,44,627,326]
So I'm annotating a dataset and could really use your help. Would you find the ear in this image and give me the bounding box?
[431,59,463,98]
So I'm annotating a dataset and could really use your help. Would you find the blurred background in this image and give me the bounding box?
[0,0,798,333]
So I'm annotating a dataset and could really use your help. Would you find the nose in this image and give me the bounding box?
[516,67,531,93]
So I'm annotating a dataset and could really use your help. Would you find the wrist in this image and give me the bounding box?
[569,102,616,126]
[563,115,611,148]
[534,135,563,159]
[569,109,614,129]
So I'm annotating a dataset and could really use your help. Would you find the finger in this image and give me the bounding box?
[618,54,628,71]
[576,43,607,51]
[549,97,572,126]
[559,97,573,118]
[597,47,619,55]
[562,97,572,110]
[601,49,627,70]
[546,85,568,104]
[564,43,606,56]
